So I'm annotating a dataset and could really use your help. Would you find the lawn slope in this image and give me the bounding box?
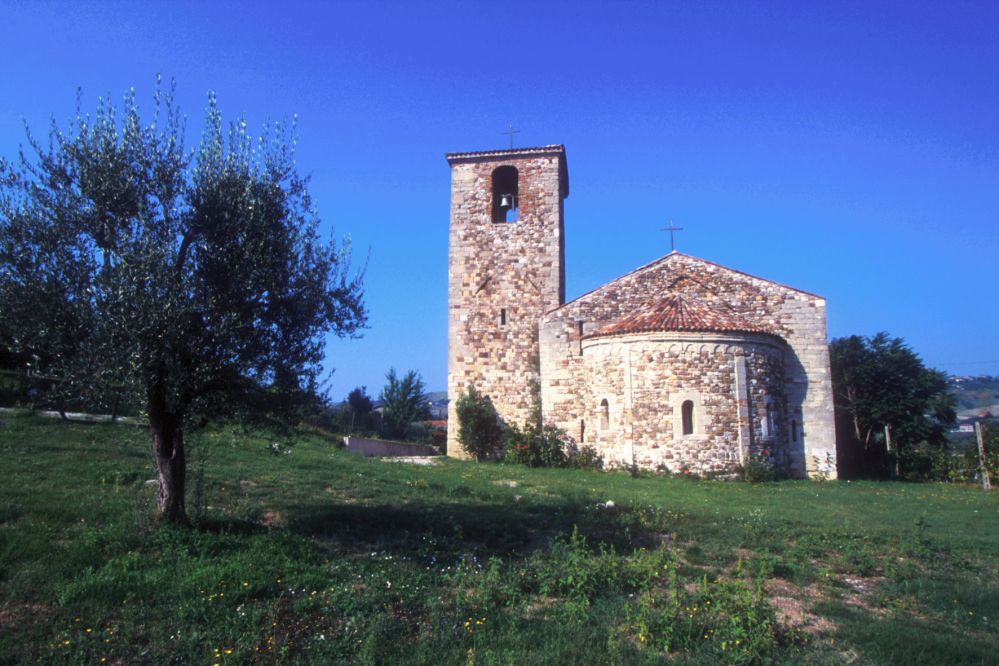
[1,415,997,664]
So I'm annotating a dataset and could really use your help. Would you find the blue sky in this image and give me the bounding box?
[2,1,997,396]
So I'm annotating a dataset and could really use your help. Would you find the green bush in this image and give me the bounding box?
[455,384,504,461]
[569,444,604,471]
[736,447,777,483]
[504,420,603,470]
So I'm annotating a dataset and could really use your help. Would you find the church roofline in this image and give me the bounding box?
[584,292,783,340]
[445,144,565,161]
[546,250,824,316]
[445,144,569,197]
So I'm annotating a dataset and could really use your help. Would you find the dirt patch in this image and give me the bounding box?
[764,578,836,636]
[260,509,285,528]
[381,456,438,465]
[838,575,888,615]
[0,602,50,631]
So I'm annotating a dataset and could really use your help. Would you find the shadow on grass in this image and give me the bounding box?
[192,514,270,537]
[820,600,999,664]
[278,495,670,562]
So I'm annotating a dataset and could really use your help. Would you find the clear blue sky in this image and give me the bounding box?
[2,1,997,397]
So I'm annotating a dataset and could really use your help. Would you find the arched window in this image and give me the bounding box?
[681,400,694,435]
[765,405,777,439]
[491,165,519,223]
[599,399,609,430]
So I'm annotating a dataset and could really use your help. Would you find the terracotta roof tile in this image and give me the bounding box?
[587,293,778,339]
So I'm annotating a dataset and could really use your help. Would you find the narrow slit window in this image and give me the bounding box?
[791,420,798,442]
[580,419,585,443]
[681,400,694,435]
[500,308,507,325]
[599,399,609,430]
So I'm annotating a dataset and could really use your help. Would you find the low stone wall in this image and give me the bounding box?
[344,436,439,458]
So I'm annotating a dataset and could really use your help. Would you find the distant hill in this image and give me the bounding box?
[950,375,999,420]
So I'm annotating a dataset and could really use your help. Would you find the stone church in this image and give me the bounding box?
[446,144,836,479]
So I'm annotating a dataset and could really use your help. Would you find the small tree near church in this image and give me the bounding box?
[0,81,366,525]
[455,384,504,461]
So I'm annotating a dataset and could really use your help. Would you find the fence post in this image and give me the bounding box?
[976,422,992,491]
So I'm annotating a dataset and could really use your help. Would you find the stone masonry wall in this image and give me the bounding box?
[539,253,836,478]
[446,147,567,457]
[578,332,788,475]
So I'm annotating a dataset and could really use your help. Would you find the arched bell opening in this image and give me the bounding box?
[491,165,519,223]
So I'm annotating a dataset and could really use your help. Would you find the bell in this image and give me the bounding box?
[499,193,516,211]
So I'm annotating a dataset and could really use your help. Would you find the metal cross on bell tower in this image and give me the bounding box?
[659,219,684,252]
[503,123,520,149]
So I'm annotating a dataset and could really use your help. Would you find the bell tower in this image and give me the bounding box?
[446,145,569,456]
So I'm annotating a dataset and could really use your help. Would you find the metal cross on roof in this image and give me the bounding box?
[503,123,520,149]
[659,219,684,252]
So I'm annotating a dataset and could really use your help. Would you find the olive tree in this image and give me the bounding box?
[0,82,366,524]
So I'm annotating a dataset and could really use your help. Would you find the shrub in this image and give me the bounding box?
[569,444,604,471]
[736,448,777,483]
[504,420,602,470]
[455,384,504,461]
[504,420,562,467]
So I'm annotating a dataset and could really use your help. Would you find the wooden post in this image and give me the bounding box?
[976,422,992,491]
[885,424,899,479]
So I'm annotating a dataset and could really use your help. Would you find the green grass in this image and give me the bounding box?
[1,414,997,664]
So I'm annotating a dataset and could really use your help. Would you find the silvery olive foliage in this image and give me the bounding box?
[0,80,366,520]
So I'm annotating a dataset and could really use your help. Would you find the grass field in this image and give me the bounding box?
[1,414,997,664]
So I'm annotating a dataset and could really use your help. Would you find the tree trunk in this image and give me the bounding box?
[149,388,189,526]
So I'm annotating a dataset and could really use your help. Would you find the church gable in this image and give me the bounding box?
[542,251,823,339]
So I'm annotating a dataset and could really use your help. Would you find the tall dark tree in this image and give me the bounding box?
[0,82,366,524]
[830,333,955,478]
[347,386,374,418]
[379,368,430,439]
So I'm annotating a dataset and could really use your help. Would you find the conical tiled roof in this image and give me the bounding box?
[587,293,778,339]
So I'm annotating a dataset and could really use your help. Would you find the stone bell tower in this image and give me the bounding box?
[446,145,569,456]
